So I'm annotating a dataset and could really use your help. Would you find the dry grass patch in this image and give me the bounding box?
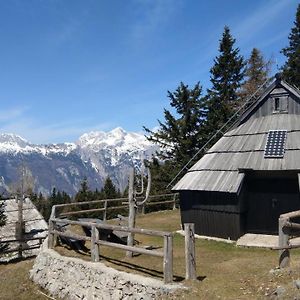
[0,258,48,300]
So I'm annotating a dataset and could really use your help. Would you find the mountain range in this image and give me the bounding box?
[0,128,159,196]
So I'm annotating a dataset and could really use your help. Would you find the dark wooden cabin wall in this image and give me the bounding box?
[245,176,300,234]
[179,191,243,240]
[253,91,300,118]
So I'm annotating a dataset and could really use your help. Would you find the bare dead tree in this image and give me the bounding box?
[126,166,151,257]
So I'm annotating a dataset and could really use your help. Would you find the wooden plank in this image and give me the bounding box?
[60,205,127,217]
[53,197,128,209]
[103,201,108,221]
[52,218,172,237]
[284,221,300,230]
[146,200,175,206]
[98,240,163,257]
[272,244,300,250]
[48,219,55,249]
[0,237,45,244]
[184,223,196,280]
[127,168,135,258]
[279,217,290,268]
[0,245,43,254]
[60,207,106,217]
[50,230,90,242]
[281,210,300,219]
[91,226,99,262]
[163,235,173,284]
[106,205,128,211]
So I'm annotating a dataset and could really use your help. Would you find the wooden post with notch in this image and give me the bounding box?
[48,206,56,249]
[103,200,107,221]
[184,223,197,280]
[91,225,100,262]
[163,235,173,284]
[172,194,176,210]
[126,169,135,257]
[279,217,290,268]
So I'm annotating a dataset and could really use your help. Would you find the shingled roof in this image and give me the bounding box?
[0,198,48,261]
[173,78,300,193]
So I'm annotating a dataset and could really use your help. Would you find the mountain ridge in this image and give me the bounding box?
[0,128,158,195]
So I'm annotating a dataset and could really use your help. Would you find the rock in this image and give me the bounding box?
[294,280,300,289]
[271,286,286,299]
[30,241,181,300]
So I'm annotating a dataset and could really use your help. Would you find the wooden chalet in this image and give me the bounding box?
[173,75,300,240]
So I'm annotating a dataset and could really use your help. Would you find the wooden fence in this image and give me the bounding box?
[55,193,178,220]
[0,236,46,258]
[272,210,300,268]
[48,192,199,284]
[48,216,174,283]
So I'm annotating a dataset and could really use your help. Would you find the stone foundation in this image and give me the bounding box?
[30,240,180,300]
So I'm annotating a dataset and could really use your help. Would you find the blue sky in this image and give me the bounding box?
[0,0,298,144]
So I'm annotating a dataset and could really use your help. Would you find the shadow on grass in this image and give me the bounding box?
[100,254,185,282]
[197,275,206,281]
[0,254,36,265]
[57,244,208,283]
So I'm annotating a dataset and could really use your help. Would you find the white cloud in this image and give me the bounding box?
[130,0,183,44]
[0,107,28,122]
[0,107,115,144]
[233,0,294,45]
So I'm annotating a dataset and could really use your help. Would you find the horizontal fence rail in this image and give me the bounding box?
[56,193,179,220]
[0,236,46,255]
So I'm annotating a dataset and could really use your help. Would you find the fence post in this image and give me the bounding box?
[279,217,290,268]
[184,223,197,280]
[48,218,55,249]
[103,200,107,221]
[172,195,177,210]
[91,225,100,262]
[127,169,135,258]
[163,235,173,284]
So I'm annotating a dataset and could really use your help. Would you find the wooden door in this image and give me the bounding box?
[246,176,300,234]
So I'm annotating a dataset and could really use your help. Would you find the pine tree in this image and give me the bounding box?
[0,198,7,252]
[206,26,245,130]
[241,48,272,102]
[75,177,91,202]
[143,82,207,193]
[0,201,6,227]
[281,4,300,88]
[144,82,206,165]
[101,177,119,199]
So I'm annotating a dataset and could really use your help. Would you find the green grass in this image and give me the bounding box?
[3,209,300,299]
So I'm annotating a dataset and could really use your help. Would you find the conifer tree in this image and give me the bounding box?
[0,201,6,227]
[144,82,206,165]
[241,48,272,102]
[0,198,7,252]
[281,4,300,88]
[75,177,92,202]
[206,26,245,129]
[101,177,119,199]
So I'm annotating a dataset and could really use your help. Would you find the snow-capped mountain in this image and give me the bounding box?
[0,129,159,195]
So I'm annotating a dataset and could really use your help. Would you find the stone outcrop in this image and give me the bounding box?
[30,240,180,300]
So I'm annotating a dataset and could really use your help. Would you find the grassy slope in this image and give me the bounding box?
[0,259,46,300]
[2,209,300,299]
